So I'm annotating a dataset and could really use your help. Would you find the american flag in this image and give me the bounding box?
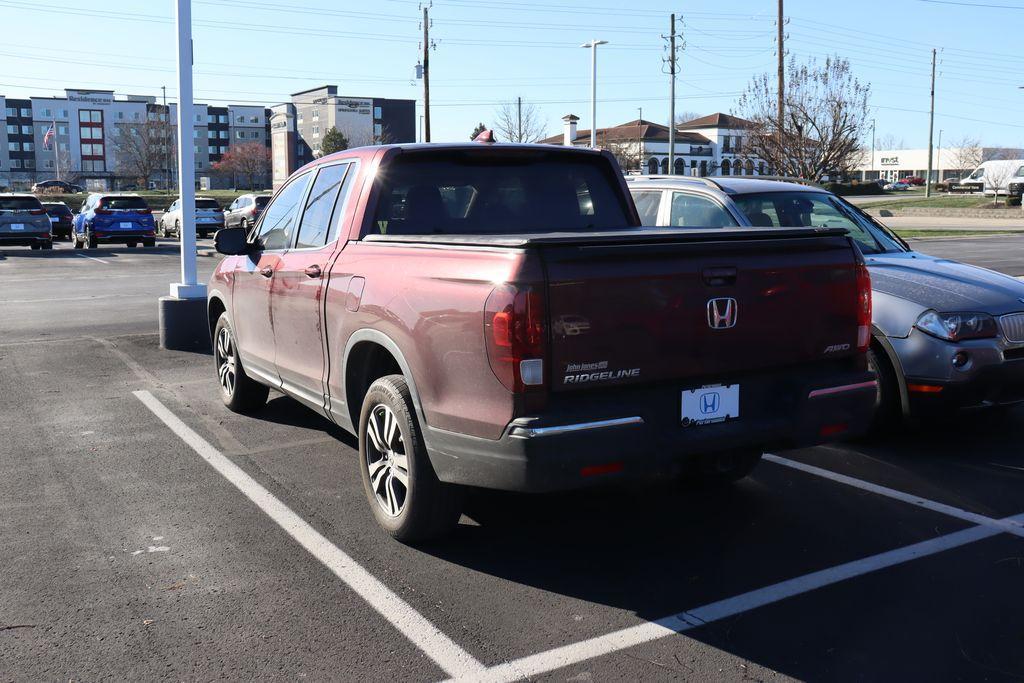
[43,123,55,150]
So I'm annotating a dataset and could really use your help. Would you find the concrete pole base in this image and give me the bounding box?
[159,296,211,352]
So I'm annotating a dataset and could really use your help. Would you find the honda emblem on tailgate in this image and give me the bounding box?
[707,298,737,329]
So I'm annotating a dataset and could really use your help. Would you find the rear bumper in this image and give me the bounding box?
[0,233,51,246]
[94,231,156,243]
[425,365,876,492]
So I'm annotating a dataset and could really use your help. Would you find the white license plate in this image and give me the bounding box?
[120,221,133,228]
[10,223,24,230]
[682,384,740,425]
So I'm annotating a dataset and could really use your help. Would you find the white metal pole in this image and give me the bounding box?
[53,115,59,181]
[171,0,203,299]
[590,41,597,149]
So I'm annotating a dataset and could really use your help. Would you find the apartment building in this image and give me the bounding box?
[270,85,415,187]
[0,88,272,191]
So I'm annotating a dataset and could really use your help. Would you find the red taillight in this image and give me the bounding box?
[855,262,872,352]
[484,284,546,392]
[29,208,45,215]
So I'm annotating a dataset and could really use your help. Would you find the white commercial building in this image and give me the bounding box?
[856,146,1024,183]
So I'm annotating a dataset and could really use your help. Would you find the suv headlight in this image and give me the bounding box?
[914,310,997,341]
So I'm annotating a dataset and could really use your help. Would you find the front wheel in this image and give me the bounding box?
[213,314,268,414]
[174,220,181,240]
[72,232,82,249]
[867,345,901,432]
[359,375,463,542]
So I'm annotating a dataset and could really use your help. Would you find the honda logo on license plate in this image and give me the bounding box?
[707,297,737,329]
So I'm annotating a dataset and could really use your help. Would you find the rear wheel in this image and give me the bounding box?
[359,375,463,542]
[240,218,249,233]
[86,230,98,249]
[72,231,82,249]
[143,238,155,248]
[41,240,52,250]
[214,314,269,414]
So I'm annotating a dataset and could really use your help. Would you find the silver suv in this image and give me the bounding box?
[628,176,1024,426]
[0,193,53,250]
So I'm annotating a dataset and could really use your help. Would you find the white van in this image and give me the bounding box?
[963,159,1024,195]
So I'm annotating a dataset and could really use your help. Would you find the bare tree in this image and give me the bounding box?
[110,119,175,188]
[948,136,983,176]
[493,100,546,143]
[212,142,270,190]
[603,137,643,172]
[734,56,871,181]
[876,134,905,151]
[984,160,1014,206]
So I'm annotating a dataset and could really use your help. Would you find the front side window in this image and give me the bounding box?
[255,172,311,250]
[732,191,897,254]
[295,163,352,249]
[630,190,662,225]
[669,192,738,228]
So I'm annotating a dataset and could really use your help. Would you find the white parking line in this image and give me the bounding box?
[132,390,486,680]
[763,453,1024,538]
[456,457,1024,682]
[463,521,1011,683]
[75,253,110,264]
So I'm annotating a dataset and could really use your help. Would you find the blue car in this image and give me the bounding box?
[72,193,157,249]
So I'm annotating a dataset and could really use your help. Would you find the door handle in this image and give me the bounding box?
[304,264,322,279]
[259,266,274,278]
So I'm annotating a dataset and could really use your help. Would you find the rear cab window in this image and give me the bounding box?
[101,196,150,211]
[368,150,633,237]
[196,199,221,210]
[43,203,72,216]
[0,197,44,213]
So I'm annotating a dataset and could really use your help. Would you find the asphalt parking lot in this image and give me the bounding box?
[3,237,1024,681]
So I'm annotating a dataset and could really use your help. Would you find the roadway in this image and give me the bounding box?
[2,238,1024,681]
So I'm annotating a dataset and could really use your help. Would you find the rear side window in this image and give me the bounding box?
[255,196,271,209]
[669,192,737,228]
[43,204,72,216]
[102,196,149,210]
[295,163,352,249]
[369,151,632,236]
[0,197,43,212]
[630,190,661,225]
[255,172,311,250]
[196,199,221,209]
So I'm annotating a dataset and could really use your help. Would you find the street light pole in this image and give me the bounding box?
[937,128,943,184]
[159,0,208,351]
[581,40,608,149]
[870,118,875,180]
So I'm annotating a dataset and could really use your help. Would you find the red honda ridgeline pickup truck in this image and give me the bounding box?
[208,143,876,541]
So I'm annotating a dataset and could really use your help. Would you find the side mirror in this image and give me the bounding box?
[214,226,250,255]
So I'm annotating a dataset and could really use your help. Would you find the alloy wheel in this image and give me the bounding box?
[215,326,236,396]
[365,404,409,517]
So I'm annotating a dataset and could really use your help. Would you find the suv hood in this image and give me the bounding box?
[867,251,1024,315]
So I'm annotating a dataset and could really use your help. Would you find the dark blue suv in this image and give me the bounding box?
[72,193,157,249]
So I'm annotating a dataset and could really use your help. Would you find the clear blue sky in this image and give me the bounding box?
[1,0,1021,149]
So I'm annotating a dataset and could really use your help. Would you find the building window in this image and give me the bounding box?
[10,159,22,169]
[58,125,68,135]
[660,158,669,174]
[374,123,383,139]
[23,142,33,152]
[674,158,684,175]
[5,124,16,134]
[690,159,697,175]
[5,107,16,117]
[720,159,730,175]
[236,115,245,123]
[312,109,320,120]
[250,115,259,123]
[21,125,32,134]
[312,125,320,136]
[209,145,217,154]
[219,130,228,139]
[59,142,68,152]
[20,108,30,117]
[23,158,35,169]
[60,109,68,118]
[42,108,52,117]
[197,161,204,169]
[220,115,228,123]
[208,130,216,139]
[374,106,382,119]
[8,142,21,151]
[194,145,200,154]
[45,159,54,169]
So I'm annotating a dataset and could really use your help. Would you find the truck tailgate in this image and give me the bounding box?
[542,232,862,391]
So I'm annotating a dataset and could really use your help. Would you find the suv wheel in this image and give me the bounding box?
[359,375,463,542]
[867,345,901,432]
[174,220,181,239]
[86,229,98,249]
[240,218,249,232]
[214,313,269,413]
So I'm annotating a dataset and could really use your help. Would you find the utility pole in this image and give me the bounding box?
[422,4,431,143]
[777,0,785,146]
[637,106,643,172]
[517,96,522,142]
[870,118,876,180]
[668,13,676,174]
[926,48,936,197]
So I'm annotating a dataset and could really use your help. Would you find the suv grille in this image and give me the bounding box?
[1000,313,1024,343]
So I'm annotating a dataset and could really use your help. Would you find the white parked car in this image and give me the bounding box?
[962,159,1024,196]
[158,196,225,239]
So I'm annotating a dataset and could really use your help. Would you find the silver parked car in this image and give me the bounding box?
[223,193,271,232]
[159,196,224,239]
[0,193,53,249]
[627,176,1024,426]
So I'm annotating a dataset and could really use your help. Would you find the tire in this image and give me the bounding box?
[867,344,901,433]
[213,313,269,414]
[174,220,181,239]
[240,218,249,233]
[143,238,155,248]
[127,241,137,248]
[86,230,98,249]
[41,241,52,250]
[691,449,763,487]
[158,222,166,238]
[358,375,463,542]
[72,231,82,249]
